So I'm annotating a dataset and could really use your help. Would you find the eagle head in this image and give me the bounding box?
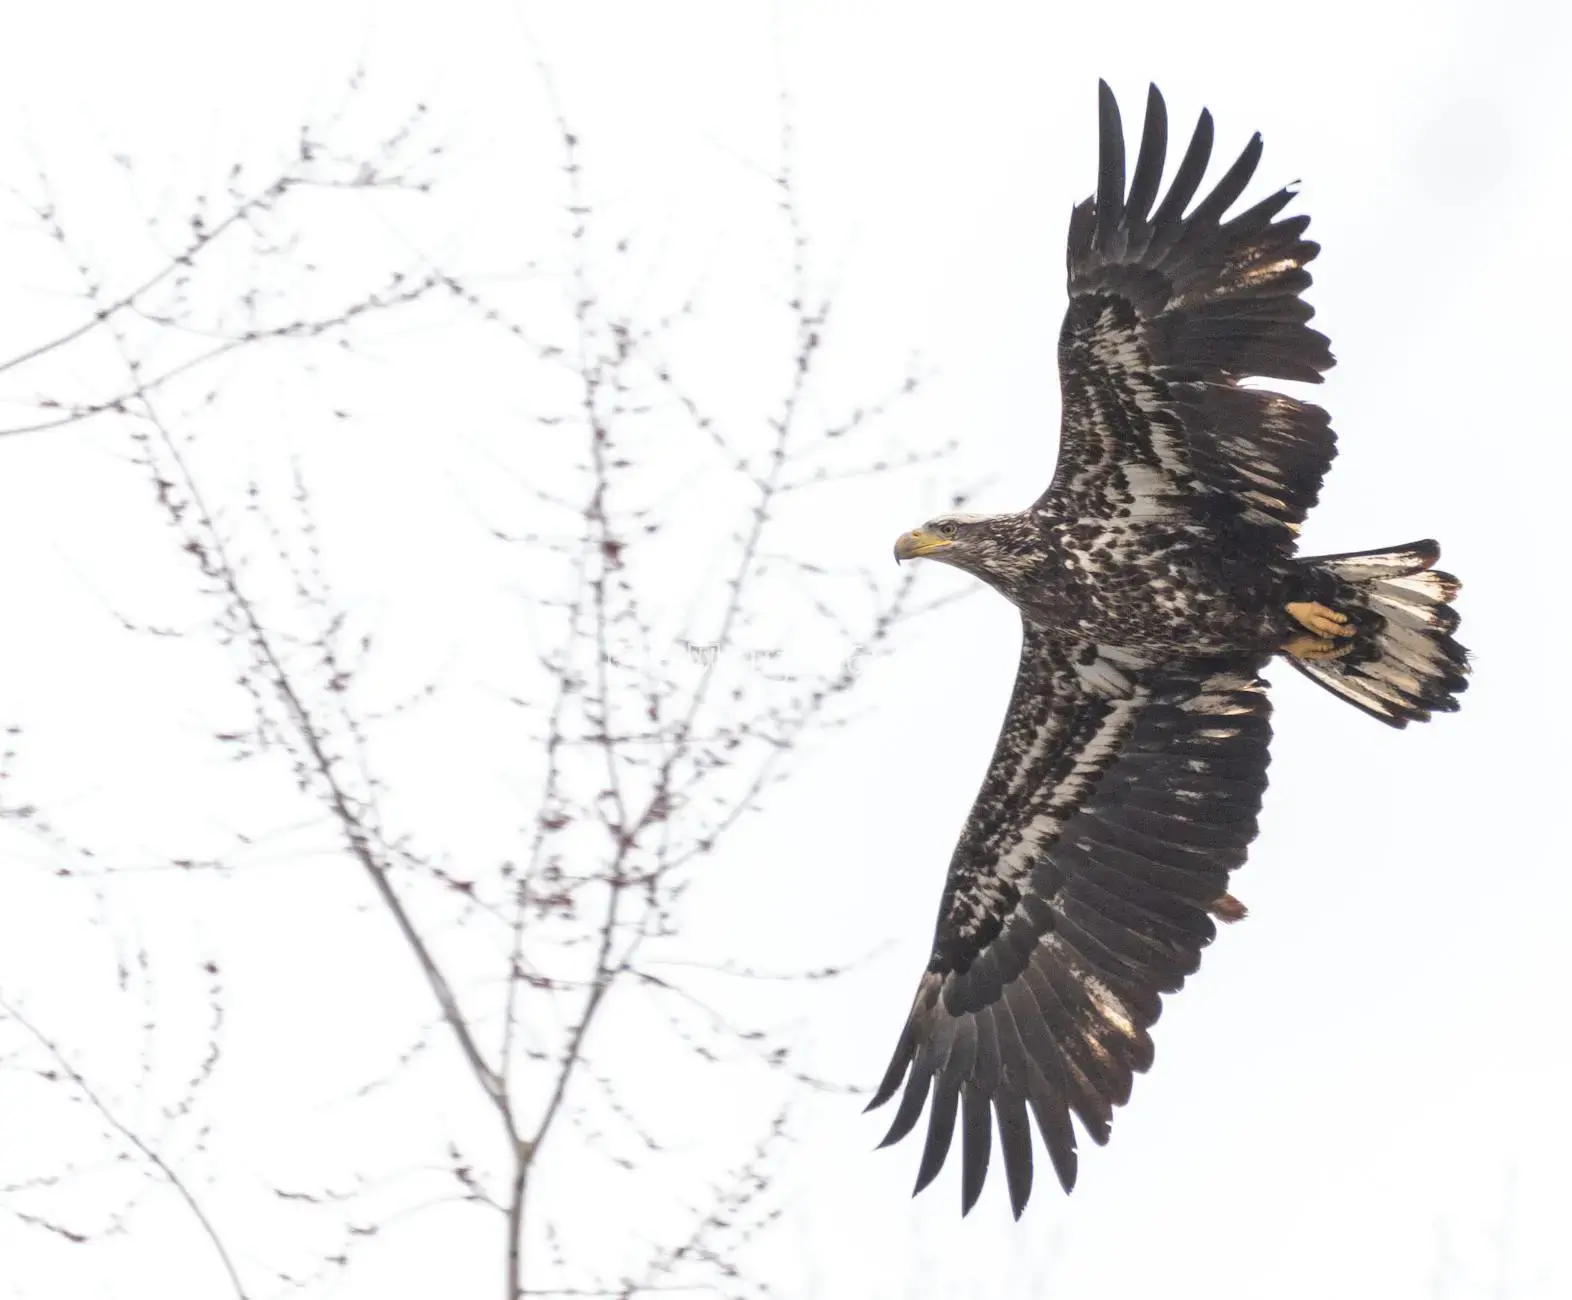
[893,511,1039,594]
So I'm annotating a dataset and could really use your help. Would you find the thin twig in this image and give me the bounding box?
[0,994,249,1300]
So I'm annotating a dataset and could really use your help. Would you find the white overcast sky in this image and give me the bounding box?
[3,2,1571,1298]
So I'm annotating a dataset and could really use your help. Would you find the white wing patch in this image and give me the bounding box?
[985,679,1147,907]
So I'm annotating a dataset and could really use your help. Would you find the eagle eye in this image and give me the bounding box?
[938,520,958,539]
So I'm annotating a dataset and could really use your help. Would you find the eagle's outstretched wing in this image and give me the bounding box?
[866,625,1272,1215]
[1041,81,1335,555]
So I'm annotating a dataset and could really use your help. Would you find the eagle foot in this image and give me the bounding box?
[1281,633,1353,662]
[1209,893,1248,923]
[1285,600,1355,639]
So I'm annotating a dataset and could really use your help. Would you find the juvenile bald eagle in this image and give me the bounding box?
[869,81,1468,1217]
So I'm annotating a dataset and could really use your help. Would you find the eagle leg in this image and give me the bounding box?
[1285,600,1354,639]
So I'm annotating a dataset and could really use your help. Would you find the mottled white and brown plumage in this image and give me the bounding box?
[870,81,1468,1217]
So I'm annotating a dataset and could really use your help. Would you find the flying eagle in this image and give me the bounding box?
[869,81,1468,1217]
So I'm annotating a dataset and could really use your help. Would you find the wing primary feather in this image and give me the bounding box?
[988,993,1047,1216]
[1094,80,1126,254]
[1150,106,1214,228]
[865,1024,916,1111]
[1037,949,1130,1111]
[1017,956,1085,1062]
[1125,83,1168,225]
[1029,1094,1079,1194]
[1001,977,1071,1090]
[913,1074,960,1195]
[972,1002,1005,1094]
[993,981,1077,1197]
[876,1060,932,1149]
[1184,132,1263,229]
[944,1010,980,1088]
[960,1086,993,1215]
[1021,958,1115,1139]
[1214,185,1296,242]
[994,1092,1035,1219]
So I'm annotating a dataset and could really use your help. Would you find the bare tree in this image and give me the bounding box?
[0,68,951,1298]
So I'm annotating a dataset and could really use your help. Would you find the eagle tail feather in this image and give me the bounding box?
[1289,540,1469,727]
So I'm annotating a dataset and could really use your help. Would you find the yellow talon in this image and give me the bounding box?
[1286,600,1355,639]
[1282,633,1354,662]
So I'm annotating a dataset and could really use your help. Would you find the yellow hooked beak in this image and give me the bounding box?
[893,527,954,562]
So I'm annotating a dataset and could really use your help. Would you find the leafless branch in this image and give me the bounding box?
[1,58,950,1300]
